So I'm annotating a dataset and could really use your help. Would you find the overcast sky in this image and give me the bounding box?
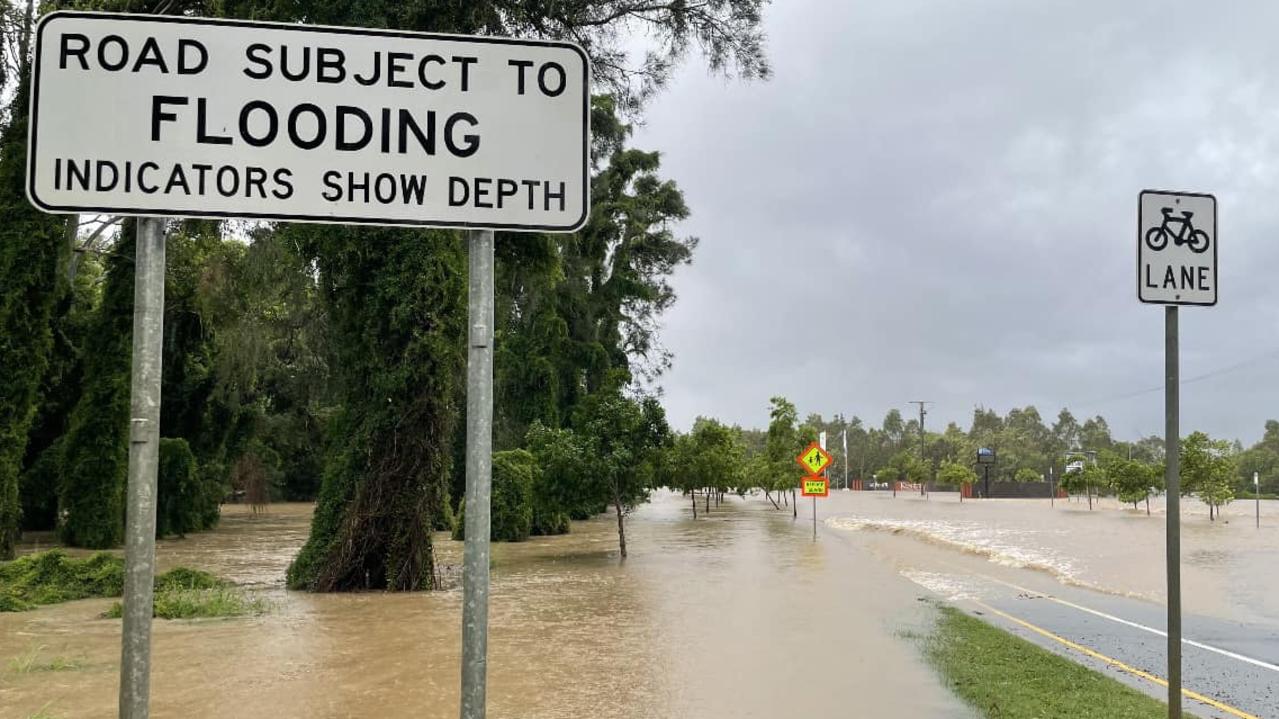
[632,0,1279,443]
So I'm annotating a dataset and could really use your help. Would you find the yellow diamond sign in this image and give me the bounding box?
[796,442,833,476]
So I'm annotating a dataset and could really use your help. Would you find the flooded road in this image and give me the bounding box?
[823,491,1279,626]
[821,490,1279,718]
[1,493,970,719]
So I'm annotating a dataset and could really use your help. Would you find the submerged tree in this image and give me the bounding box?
[1181,431,1236,521]
[937,460,978,490]
[285,227,466,591]
[572,385,671,558]
[673,417,746,517]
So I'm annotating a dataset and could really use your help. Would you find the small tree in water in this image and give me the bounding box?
[1181,431,1237,521]
[937,460,978,490]
[573,385,671,558]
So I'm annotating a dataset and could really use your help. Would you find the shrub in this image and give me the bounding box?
[157,438,222,538]
[452,450,535,542]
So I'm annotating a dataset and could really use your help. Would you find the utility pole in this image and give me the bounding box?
[909,401,931,496]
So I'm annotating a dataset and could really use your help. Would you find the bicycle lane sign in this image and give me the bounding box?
[1138,189,1217,306]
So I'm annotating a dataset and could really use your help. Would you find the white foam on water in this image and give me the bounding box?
[826,515,1080,585]
[901,570,983,601]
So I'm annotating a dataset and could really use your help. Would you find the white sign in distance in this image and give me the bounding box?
[27,12,589,231]
[1137,189,1217,306]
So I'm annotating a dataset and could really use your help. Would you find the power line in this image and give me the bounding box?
[1073,347,1279,410]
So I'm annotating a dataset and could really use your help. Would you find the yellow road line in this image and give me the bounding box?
[972,600,1258,719]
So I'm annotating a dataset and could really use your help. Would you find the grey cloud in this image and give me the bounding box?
[634,0,1279,442]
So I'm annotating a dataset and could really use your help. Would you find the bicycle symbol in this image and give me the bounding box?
[1145,207,1210,254]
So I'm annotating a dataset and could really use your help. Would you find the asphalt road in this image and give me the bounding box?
[963,575,1279,719]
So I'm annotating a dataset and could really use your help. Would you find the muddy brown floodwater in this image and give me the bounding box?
[1,492,972,719]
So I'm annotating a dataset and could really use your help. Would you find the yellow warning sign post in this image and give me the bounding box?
[795,442,832,541]
[797,442,833,476]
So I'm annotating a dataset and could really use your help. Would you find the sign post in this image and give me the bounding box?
[797,442,832,541]
[1256,472,1261,529]
[1138,189,1217,719]
[119,216,165,719]
[977,448,995,499]
[460,228,494,719]
[28,13,589,719]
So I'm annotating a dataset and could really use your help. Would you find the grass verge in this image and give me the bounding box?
[1,550,227,613]
[925,605,1167,719]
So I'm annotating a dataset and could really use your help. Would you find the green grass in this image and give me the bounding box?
[104,586,269,620]
[925,605,1167,719]
[7,645,87,673]
[0,550,223,612]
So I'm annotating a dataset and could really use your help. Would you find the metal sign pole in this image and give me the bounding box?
[460,229,495,719]
[1165,305,1182,719]
[119,217,167,719]
[812,493,817,541]
[1049,465,1055,507]
[1256,472,1261,529]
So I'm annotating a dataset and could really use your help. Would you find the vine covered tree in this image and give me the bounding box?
[0,16,68,558]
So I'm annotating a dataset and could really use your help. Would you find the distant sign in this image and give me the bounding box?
[977,448,996,464]
[1138,190,1217,306]
[802,477,829,497]
[27,12,589,231]
[796,442,833,476]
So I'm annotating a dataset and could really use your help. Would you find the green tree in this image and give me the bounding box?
[882,451,928,485]
[285,227,467,592]
[453,450,536,542]
[673,417,746,516]
[1102,455,1158,509]
[525,422,590,535]
[1181,431,1236,521]
[0,51,68,558]
[763,397,801,502]
[937,460,978,489]
[57,224,136,548]
[1014,467,1041,484]
[572,387,671,558]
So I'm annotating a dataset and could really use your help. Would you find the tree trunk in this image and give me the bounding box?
[792,489,797,519]
[705,488,710,513]
[691,491,697,519]
[766,491,780,510]
[614,493,628,559]
[19,0,34,68]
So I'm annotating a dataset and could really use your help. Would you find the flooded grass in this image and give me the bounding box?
[0,550,124,611]
[0,549,226,612]
[7,645,88,673]
[104,586,269,619]
[925,605,1166,718]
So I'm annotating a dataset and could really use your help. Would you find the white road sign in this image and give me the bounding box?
[27,12,589,231]
[1138,190,1217,306]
